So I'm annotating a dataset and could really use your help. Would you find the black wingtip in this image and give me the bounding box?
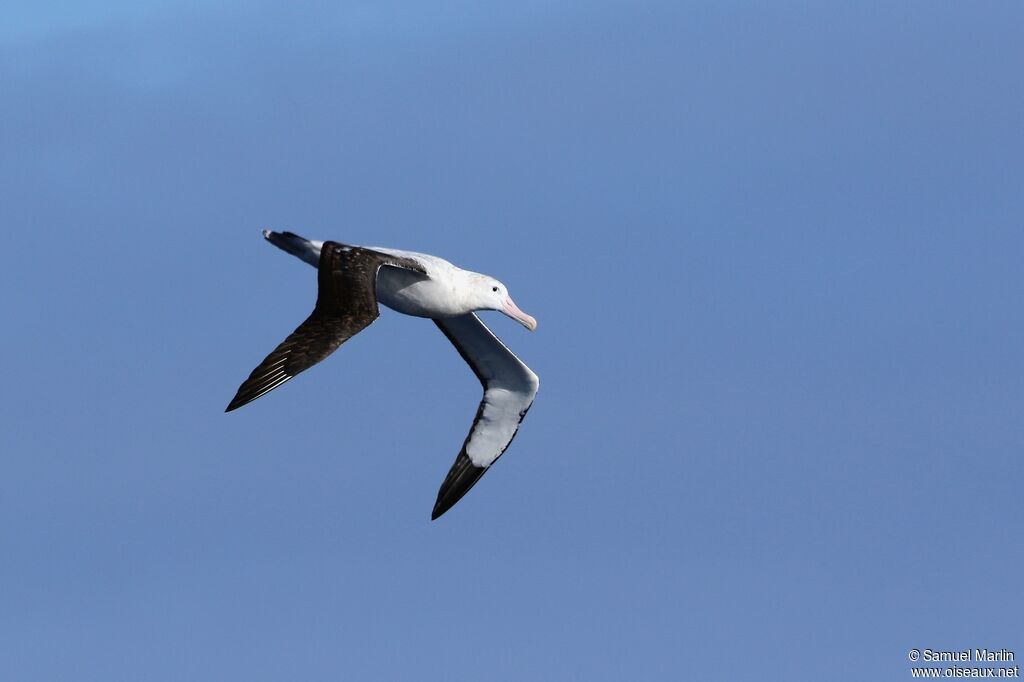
[224,382,272,413]
[224,393,247,412]
[430,496,460,521]
[430,494,464,520]
[431,452,489,520]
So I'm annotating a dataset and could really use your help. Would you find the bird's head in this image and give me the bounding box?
[471,275,537,331]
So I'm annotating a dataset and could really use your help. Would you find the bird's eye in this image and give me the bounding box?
[492,286,499,292]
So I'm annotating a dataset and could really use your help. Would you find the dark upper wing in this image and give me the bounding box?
[431,313,540,520]
[225,241,424,412]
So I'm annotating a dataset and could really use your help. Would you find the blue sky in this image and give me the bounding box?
[2,1,1022,679]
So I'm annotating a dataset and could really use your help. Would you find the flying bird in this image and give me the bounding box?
[226,230,540,520]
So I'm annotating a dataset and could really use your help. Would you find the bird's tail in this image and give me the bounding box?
[262,229,323,267]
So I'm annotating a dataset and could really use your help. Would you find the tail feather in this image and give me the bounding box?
[262,229,322,267]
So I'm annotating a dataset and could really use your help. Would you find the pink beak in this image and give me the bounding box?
[502,296,537,331]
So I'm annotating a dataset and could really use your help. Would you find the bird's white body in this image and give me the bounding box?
[373,248,477,319]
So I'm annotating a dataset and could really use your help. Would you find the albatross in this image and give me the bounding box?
[226,230,540,520]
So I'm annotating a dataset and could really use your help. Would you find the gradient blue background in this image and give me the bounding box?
[3,2,1021,679]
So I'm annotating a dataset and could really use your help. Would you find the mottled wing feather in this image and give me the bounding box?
[226,241,424,412]
[431,313,539,520]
